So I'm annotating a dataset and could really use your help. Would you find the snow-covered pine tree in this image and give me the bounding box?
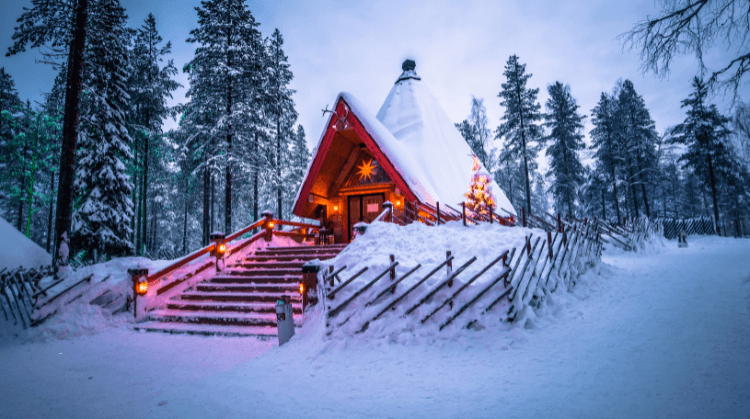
[184,0,264,234]
[543,82,585,217]
[670,77,734,235]
[71,0,134,260]
[497,55,544,215]
[468,97,494,171]
[129,13,180,256]
[0,69,23,222]
[284,124,310,219]
[465,155,496,217]
[616,80,659,218]
[8,0,91,263]
[267,29,297,221]
[590,92,623,223]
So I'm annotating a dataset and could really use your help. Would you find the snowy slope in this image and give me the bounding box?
[376,73,516,215]
[0,216,51,271]
[2,236,748,418]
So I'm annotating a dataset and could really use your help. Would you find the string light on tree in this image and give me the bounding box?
[465,155,496,217]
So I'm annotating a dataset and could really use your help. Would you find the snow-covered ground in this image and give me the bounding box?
[1,235,749,418]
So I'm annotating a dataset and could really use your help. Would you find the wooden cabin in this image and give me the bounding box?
[292,60,516,243]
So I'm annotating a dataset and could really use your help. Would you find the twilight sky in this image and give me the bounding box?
[1,0,745,158]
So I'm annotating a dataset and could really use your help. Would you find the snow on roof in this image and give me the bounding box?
[294,62,516,217]
[375,68,516,215]
[0,216,52,271]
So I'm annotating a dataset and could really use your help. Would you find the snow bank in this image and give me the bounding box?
[0,216,51,271]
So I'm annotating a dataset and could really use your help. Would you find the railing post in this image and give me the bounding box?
[522,207,527,228]
[489,204,493,224]
[446,250,453,287]
[436,202,441,226]
[462,202,466,226]
[262,210,274,242]
[547,231,553,260]
[209,232,226,273]
[301,261,320,313]
[128,267,149,320]
[389,254,397,293]
[383,201,394,224]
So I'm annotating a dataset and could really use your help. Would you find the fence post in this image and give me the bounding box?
[462,203,466,226]
[522,207,527,228]
[262,210,274,242]
[547,231,553,260]
[447,251,453,287]
[436,202,441,225]
[489,204,493,224]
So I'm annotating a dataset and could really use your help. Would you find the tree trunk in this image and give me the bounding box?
[183,175,188,255]
[142,133,149,256]
[707,155,721,235]
[18,137,28,231]
[253,132,259,225]
[54,0,88,265]
[600,185,606,220]
[46,170,55,253]
[202,164,209,246]
[224,12,233,234]
[277,118,283,221]
[210,173,215,233]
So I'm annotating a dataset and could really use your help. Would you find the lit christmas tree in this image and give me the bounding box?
[465,155,496,217]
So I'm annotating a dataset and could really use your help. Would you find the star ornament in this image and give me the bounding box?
[357,159,377,181]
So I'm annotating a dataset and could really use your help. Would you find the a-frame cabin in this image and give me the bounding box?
[293,60,515,243]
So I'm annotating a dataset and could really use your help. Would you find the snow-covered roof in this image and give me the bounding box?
[293,62,516,217]
[375,66,515,215]
[0,216,52,271]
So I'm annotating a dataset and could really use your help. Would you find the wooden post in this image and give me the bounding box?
[262,210,274,242]
[489,204,493,224]
[462,203,466,226]
[390,254,396,293]
[436,202,441,226]
[328,265,334,287]
[547,231,553,260]
[526,235,531,255]
[301,263,320,313]
[522,207,527,228]
[446,251,453,287]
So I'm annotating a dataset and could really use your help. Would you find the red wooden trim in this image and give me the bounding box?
[147,243,215,283]
[343,98,418,204]
[226,219,266,242]
[227,231,265,256]
[293,105,339,215]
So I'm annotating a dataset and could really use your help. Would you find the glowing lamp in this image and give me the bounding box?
[333,205,339,212]
[299,283,305,295]
[136,277,148,295]
[268,221,275,228]
[217,243,226,254]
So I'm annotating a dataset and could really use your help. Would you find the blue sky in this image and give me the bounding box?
[1,0,745,157]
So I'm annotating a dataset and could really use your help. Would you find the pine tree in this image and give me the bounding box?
[70,0,134,260]
[0,69,23,222]
[671,77,734,234]
[267,29,297,221]
[184,0,263,234]
[465,155,496,217]
[284,124,310,219]
[616,80,659,218]
[497,55,543,215]
[129,13,180,255]
[544,82,585,216]
[590,92,623,222]
[8,0,91,263]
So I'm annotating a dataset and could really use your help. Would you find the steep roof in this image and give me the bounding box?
[293,63,516,217]
[375,65,515,215]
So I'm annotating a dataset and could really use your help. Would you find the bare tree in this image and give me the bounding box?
[622,0,750,99]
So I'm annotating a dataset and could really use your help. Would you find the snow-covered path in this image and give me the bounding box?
[2,236,749,418]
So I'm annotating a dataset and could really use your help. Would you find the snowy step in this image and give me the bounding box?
[179,290,302,303]
[196,282,299,293]
[222,268,301,276]
[133,321,279,338]
[166,300,301,314]
[245,255,336,263]
[255,247,345,256]
[209,275,301,284]
[148,309,302,327]
[230,261,306,270]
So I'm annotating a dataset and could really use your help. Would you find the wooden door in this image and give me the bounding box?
[347,193,385,240]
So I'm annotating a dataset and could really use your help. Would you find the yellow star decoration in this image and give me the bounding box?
[357,159,376,181]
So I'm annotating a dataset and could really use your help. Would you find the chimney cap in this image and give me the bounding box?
[396,59,421,84]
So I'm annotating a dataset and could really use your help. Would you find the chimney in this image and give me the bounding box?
[396,59,421,84]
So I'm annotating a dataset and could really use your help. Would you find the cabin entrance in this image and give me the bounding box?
[347,193,385,240]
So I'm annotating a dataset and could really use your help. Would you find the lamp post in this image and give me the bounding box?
[261,210,275,242]
[209,232,226,272]
[128,267,149,319]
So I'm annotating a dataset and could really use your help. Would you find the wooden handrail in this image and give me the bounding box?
[275,219,321,231]
[225,219,266,242]
[147,243,215,283]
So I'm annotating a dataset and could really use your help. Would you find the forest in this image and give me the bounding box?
[0,0,748,267]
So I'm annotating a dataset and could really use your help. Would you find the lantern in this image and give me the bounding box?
[136,277,148,295]
[299,283,305,295]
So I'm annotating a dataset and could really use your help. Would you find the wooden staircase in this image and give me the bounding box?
[134,244,347,337]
